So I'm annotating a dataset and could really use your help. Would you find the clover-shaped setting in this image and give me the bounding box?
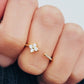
[29,43,39,53]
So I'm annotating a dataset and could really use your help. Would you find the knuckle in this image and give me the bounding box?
[71,71,84,83]
[19,0,38,8]
[39,5,61,15]
[35,5,64,27]
[64,23,83,44]
[8,0,38,9]
[0,30,25,58]
[0,55,15,67]
[18,55,46,75]
[44,72,66,84]
[64,23,83,36]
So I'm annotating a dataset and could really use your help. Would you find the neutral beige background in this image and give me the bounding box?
[38,0,84,29]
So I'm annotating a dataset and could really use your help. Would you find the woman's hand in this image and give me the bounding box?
[0,0,38,67]
[18,5,84,84]
[0,0,84,84]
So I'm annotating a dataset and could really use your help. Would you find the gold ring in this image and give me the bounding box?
[25,43,39,53]
[44,53,52,61]
[25,43,52,61]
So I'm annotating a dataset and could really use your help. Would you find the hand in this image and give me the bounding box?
[0,0,37,67]
[0,0,84,84]
[18,5,84,84]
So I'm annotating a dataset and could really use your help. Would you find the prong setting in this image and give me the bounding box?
[28,43,39,53]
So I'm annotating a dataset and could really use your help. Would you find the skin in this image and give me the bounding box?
[0,0,84,84]
[0,0,38,67]
[0,0,7,19]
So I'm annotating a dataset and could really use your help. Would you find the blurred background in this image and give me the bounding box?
[38,0,84,29]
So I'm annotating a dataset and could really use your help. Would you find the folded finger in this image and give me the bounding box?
[40,23,83,84]
[0,0,38,67]
[18,6,64,75]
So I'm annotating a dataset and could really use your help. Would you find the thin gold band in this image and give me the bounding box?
[25,44,29,47]
[25,43,52,61]
[44,53,52,61]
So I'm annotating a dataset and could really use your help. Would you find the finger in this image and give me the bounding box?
[66,40,84,84]
[0,0,38,67]
[18,6,64,75]
[0,54,15,67]
[40,23,83,84]
[0,0,7,20]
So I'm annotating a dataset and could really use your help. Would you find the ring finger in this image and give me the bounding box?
[18,6,64,75]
